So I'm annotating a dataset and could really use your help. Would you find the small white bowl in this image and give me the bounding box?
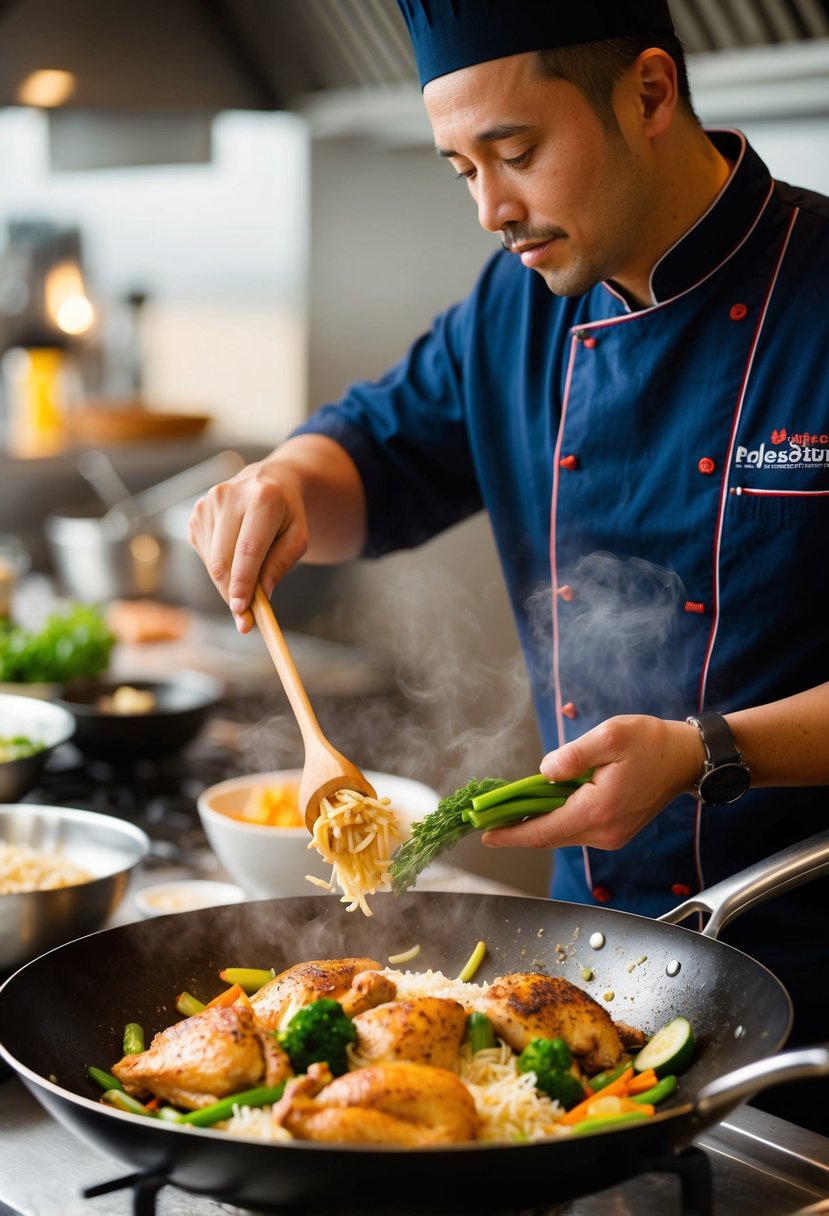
[134,879,245,918]
[197,769,439,899]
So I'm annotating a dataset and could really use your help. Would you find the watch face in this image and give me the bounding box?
[699,763,751,805]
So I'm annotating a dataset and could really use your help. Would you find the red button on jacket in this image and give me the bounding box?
[592,886,612,904]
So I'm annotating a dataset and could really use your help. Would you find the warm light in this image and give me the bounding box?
[44,260,95,335]
[56,295,95,335]
[17,69,76,108]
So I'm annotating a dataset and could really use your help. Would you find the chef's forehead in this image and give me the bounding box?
[396,0,676,90]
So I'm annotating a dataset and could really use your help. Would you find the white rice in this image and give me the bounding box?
[224,966,567,1144]
[0,841,92,894]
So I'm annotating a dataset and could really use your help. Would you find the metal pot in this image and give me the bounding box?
[0,803,150,970]
[44,451,245,607]
[1,832,828,1214]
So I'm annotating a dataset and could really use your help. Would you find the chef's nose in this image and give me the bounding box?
[475,175,524,234]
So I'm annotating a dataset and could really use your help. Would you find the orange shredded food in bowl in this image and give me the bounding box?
[236,783,304,828]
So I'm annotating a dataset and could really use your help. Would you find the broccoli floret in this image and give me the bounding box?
[517,1037,585,1111]
[277,998,357,1076]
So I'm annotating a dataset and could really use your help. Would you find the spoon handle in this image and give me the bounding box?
[250,583,322,748]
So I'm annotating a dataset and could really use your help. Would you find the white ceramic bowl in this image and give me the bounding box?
[197,769,439,898]
[134,879,246,918]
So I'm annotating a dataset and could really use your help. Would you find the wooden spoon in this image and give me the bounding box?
[250,583,377,830]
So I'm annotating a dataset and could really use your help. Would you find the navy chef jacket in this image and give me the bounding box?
[293,130,829,1042]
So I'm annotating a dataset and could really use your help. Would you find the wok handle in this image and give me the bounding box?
[659,830,829,939]
[695,1044,829,1121]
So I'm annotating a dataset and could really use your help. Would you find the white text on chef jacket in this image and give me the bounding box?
[735,442,829,466]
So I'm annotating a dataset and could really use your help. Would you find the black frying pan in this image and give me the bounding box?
[2,833,829,1215]
[54,671,223,762]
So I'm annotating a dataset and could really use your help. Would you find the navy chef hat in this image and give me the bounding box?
[396,0,676,89]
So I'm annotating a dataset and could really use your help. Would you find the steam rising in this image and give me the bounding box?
[546,551,690,724]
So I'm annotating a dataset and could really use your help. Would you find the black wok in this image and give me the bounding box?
[1,833,829,1215]
[55,670,223,762]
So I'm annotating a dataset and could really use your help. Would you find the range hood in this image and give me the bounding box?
[1,0,828,124]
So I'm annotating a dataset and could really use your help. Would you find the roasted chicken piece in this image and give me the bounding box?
[250,958,392,1031]
[479,973,629,1075]
[273,1060,479,1145]
[112,1004,292,1110]
[352,996,467,1070]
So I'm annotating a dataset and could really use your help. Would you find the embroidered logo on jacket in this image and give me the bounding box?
[735,429,829,471]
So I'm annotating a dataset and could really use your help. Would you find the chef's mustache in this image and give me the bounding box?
[500,224,566,253]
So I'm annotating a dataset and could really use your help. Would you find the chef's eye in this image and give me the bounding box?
[503,150,531,169]
[453,165,476,182]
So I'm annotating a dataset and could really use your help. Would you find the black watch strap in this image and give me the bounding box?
[686,711,751,805]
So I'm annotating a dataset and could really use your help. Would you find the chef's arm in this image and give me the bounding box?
[188,435,367,630]
[721,682,829,789]
[482,683,829,853]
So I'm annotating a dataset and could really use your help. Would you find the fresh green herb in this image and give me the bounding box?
[389,772,592,894]
[388,778,507,894]
[0,604,115,684]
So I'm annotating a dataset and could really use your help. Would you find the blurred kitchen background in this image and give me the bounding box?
[1,0,828,894]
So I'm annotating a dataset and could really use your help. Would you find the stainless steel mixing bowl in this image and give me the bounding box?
[0,804,150,971]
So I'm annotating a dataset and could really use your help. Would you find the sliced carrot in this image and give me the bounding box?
[206,982,245,1008]
[559,1067,634,1125]
[627,1068,659,1095]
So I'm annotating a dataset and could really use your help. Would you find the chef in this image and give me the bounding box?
[189,0,829,1131]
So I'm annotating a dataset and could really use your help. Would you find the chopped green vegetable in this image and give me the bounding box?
[465,1011,496,1053]
[568,1109,651,1136]
[0,604,115,684]
[634,1016,695,1078]
[87,1066,123,1092]
[457,939,487,983]
[277,997,357,1076]
[175,991,206,1017]
[102,1089,155,1117]
[175,1083,286,1127]
[218,967,275,994]
[517,1037,586,1111]
[588,1058,633,1092]
[630,1074,678,1105]
[122,1022,145,1056]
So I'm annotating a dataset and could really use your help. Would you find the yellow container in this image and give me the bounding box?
[4,346,66,458]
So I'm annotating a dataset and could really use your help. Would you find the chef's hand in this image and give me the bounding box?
[481,715,704,852]
[187,435,366,633]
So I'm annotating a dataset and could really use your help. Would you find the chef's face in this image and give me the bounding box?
[424,51,657,298]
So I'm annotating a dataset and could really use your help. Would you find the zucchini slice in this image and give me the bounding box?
[633,1016,695,1077]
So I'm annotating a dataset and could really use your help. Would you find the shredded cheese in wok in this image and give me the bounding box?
[307,789,403,915]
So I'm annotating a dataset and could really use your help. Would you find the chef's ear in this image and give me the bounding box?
[633,48,679,136]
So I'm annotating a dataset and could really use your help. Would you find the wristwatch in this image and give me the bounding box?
[686,711,751,805]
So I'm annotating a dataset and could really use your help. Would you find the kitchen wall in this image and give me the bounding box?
[0,106,309,444]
